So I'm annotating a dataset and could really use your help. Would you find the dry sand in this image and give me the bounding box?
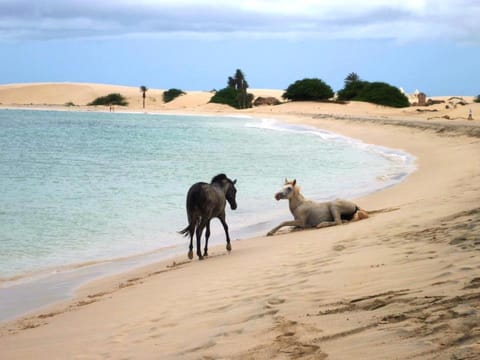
[0,83,479,359]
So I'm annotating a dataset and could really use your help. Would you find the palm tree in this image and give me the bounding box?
[220,69,252,109]
[140,85,148,109]
[234,69,245,89]
[345,72,360,85]
[234,69,248,109]
[227,76,236,88]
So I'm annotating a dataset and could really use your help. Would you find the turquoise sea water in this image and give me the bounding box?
[0,109,415,283]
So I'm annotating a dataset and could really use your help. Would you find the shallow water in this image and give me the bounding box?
[0,109,415,283]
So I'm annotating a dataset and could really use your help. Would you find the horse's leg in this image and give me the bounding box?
[188,231,194,259]
[352,209,369,221]
[195,219,207,260]
[267,219,304,236]
[187,217,196,259]
[316,221,337,229]
[316,203,343,229]
[203,220,211,257]
[330,204,344,225]
[218,214,232,252]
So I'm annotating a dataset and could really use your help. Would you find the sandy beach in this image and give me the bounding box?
[0,83,479,359]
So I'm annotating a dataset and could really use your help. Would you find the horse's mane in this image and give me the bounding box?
[211,173,228,184]
[292,185,302,197]
[285,180,303,198]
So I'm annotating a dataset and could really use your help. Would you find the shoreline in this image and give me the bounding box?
[1,84,479,359]
[0,110,416,323]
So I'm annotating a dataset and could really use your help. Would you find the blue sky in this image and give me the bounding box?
[0,0,479,95]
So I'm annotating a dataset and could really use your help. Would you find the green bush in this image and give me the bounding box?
[336,72,410,108]
[210,87,239,108]
[163,88,186,103]
[88,93,128,106]
[210,69,253,109]
[475,95,480,103]
[337,81,368,101]
[355,82,410,108]
[209,87,253,109]
[282,78,334,101]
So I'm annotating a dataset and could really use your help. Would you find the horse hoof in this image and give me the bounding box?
[226,243,232,252]
[188,251,193,260]
[198,255,204,261]
[203,252,208,257]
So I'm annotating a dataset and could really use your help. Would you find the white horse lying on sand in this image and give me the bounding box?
[267,179,370,236]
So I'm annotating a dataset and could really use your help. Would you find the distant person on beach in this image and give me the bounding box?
[468,109,473,120]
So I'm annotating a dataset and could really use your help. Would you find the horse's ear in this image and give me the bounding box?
[284,178,288,184]
[233,179,237,185]
[292,179,296,187]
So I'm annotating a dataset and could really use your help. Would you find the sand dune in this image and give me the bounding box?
[0,83,479,359]
[0,83,147,107]
[1,82,477,121]
[0,83,284,112]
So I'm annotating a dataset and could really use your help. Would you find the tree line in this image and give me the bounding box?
[209,70,410,108]
[282,72,410,108]
[88,70,421,109]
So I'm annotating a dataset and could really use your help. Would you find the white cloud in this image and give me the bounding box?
[0,0,478,43]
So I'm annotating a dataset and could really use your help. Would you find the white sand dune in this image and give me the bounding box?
[0,82,476,121]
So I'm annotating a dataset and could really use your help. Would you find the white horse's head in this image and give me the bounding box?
[274,178,297,201]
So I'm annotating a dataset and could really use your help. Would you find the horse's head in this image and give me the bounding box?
[274,178,297,201]
[225,178,238,210]
[211,174,238,210]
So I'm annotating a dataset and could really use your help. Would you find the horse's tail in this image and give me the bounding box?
[178,222,195,238]
[179,182,204,238]
[178,225,191,237]
[178,213,198,238]
[365,207,400,215]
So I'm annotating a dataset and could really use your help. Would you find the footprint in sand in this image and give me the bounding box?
[333,244,346,252]
[181,340,216,354]
[266,297,286,306]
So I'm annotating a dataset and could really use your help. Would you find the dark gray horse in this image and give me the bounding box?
[179,174,237,260]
